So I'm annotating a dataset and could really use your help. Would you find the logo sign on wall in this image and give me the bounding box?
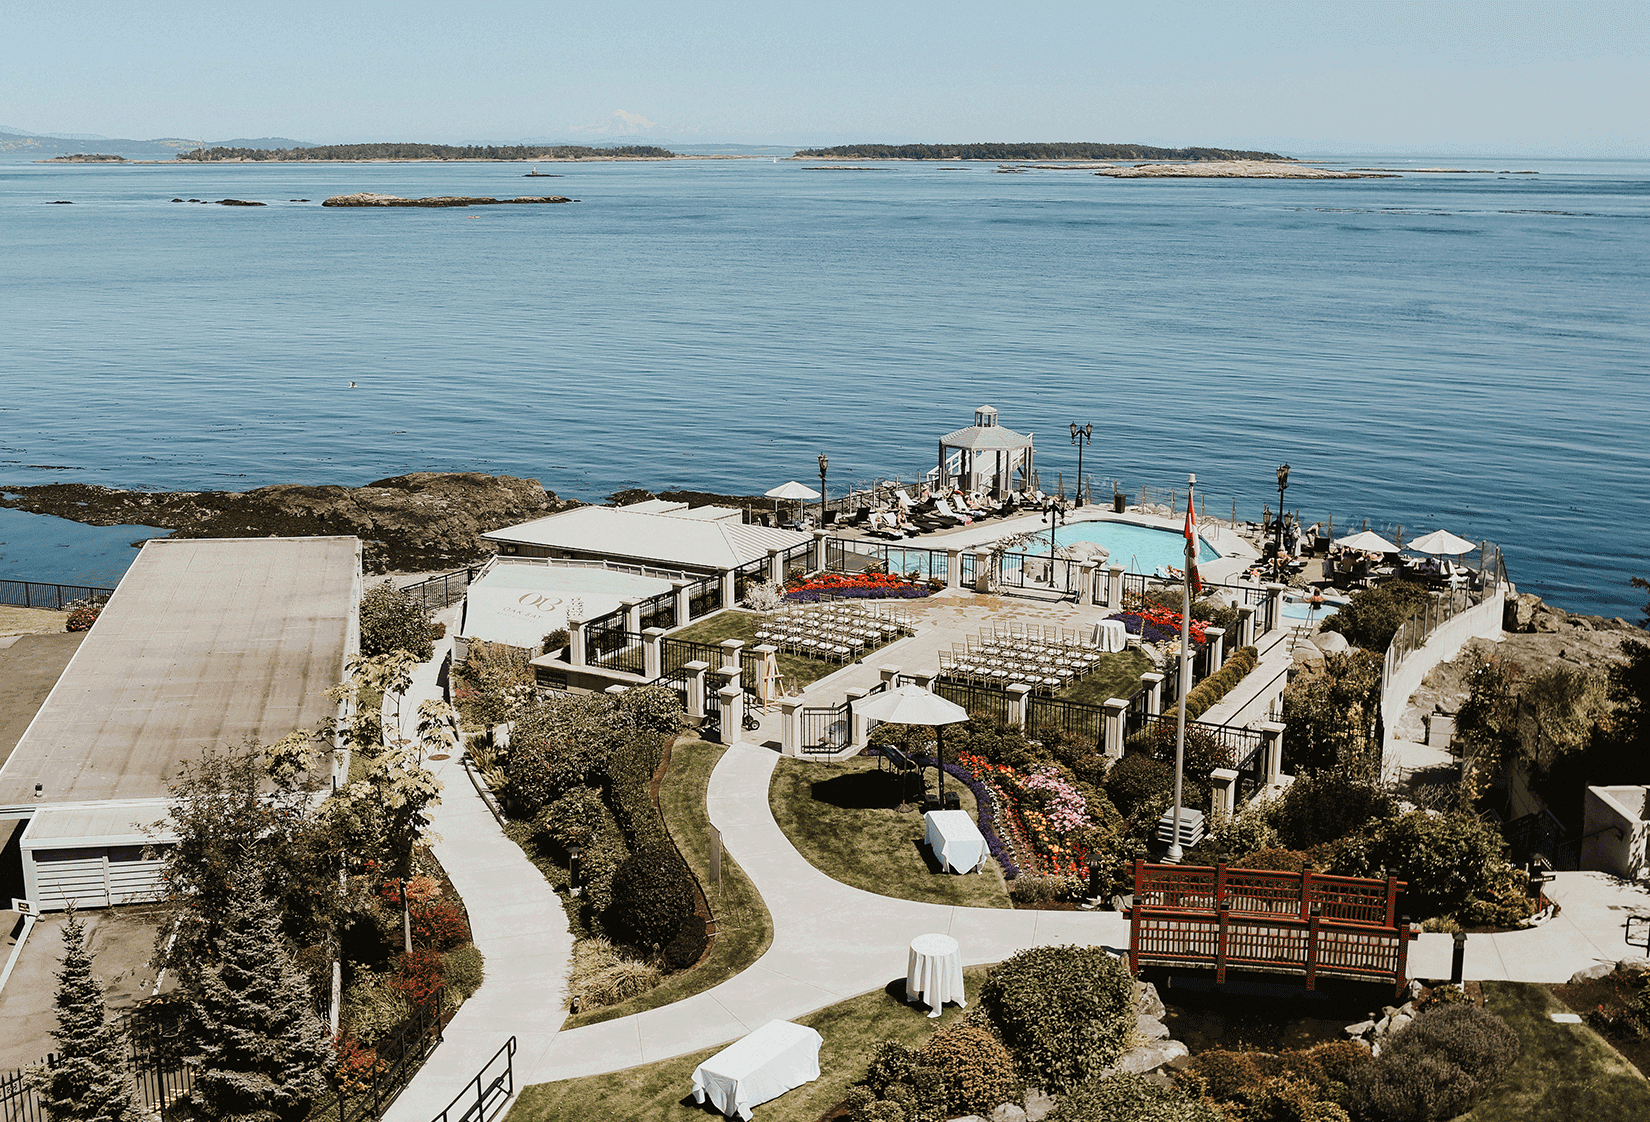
[516,593,564,612]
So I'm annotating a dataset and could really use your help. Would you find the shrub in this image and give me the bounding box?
[578,817,630,917]
[451,641,535,729]
[606,848,693,950]
[409,899,470,952]
[359,581,434,660]
[1103,752,1177,829]
[1320,580,1433,652]
[341,975,412,1047]
[1048,1073,1222,1122]
[862,1041,920,1095]
[978,945,1135,1092]
[662,913,708,971]
[1280,651,1384,777]
[1008,875,1083,906]
[441,944,484,1005]
[66,605,101,631]
[533,785,606,854]
[541,628,569,654]
[389,948,444,1005]
[916,1023,1018,1115]
[1270,772,1395,851]
[1231,847,1311,873]
[1387,1004,1519,1085]
[1184,1049,1267,1104]
[1333,810,1512,920]
[1344,1004,1519,1122]
[332,1033,383,1095]
[566,937,663,1009]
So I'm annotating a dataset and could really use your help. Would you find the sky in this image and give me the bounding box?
[4,0,1646,157]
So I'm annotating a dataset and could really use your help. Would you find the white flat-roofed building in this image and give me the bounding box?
[456,558,675,655]
[0,535,361,910]
[482,504,813,576]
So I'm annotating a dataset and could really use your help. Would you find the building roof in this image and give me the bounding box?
[482,506,811,572]
[939,423,1035,452]
[20,801,177,848]
[459,561,673,650]
[0,536,360,812]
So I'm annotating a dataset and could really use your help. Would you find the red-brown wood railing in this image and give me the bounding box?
[1125,860,1417,990]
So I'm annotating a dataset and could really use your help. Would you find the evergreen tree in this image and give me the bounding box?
[29,908,140,1122]
[190,878,334,1122]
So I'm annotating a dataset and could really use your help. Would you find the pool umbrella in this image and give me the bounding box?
[1333,530,1400,554]
[853,684,970,811]
[1407,529,1477,556]
[765,480,821,521]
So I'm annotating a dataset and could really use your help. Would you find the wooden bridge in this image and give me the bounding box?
[1124,859,1418,992]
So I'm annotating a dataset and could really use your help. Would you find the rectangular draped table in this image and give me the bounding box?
[690,1020,824,1120]
[924,809,987,873]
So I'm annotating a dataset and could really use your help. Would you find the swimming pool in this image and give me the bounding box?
[1023,519,1221,575]
[1282,593,1342,621]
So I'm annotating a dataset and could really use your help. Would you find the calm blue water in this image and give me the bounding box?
[1,158,1647,615]
[1028,519,1222,573]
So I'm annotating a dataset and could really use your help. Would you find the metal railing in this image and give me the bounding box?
[825,538,948,582]
[662,637,723,675]
[688,576,721,619]
[931,678,1012,725]
[428,1037,516,1122]
[996,551,1079,594]
[1026,694,1105,750]
[0,577,114,611]
[800,702,851,753]
[637,588,676,632]
[590,629,646,676]
[400,568,479,613]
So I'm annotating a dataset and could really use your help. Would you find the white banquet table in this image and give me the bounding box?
[924,809,987,873]
[690,1020,823,1120]
[1096,619,1129,653]
[906,932,966,1017]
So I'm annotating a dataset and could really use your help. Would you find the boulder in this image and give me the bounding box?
[990,1105,1028,1122]
[1386,1012,1413,1036]
[1111,1039,1189,1075]
[1569,962,1617,984]
[1135,1014,1171,1041]
[1023,1088,1056,1122]
[1619,957,1650,977]
[1345,1019,1377,1038]
[1136,981,1166,1018]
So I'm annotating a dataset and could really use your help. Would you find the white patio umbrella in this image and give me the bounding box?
[1407,529,1477,556]
[853,684,970,811]
[764,480,821,521]
[1333,530,1400,554]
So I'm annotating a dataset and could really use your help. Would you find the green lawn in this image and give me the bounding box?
[768,755,1012,909]
[1056,649,1151,705]
[1464,982,1650,1121]
[508,967,989,1122]
[561,739,774,1029]
[669,609,891,694]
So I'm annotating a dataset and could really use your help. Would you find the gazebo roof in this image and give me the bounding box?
[939,423,1034,452]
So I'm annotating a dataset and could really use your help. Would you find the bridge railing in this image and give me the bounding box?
[1131,860,1404,927]
[1127,906,1416,989]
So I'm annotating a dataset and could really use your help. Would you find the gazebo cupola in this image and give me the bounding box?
[934,406,1036,499]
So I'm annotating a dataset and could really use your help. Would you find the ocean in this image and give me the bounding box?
[1,156,1646,615]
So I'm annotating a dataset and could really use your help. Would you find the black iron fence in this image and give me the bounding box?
[1026,694,1105,750]
[0,578,114,612]
[688,575,721,619]
[1129,713,1266,773]
[824,538,949,583]
[931,678,1012,725]
[1232,736,1269,805]
[638,589,676,632]
[996,552,1079,594]
[591,629,646,676]
[400,568,479,613]
[662,636,724,675]
[733,558,767,603]
[800,702,851,753]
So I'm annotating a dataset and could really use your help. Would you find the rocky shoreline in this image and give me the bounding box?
[0,473,577,573]
[321,192,572,207]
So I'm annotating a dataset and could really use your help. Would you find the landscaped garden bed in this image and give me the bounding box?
[784,570,938,601]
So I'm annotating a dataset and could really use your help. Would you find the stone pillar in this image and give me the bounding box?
[812,529,829,573]
[720,568,737,610]
[1103,698,1128,760]
[1209,767,1238,819]
[1236,604,1257,649]
[603,684,627,697]
[946,548,963,590]
[719,638,745,675]
[567,617,587,668]
[779,696,803,756]
[1107,565,1125,609]
[1078,561,1099,606]
[1263,583,1286,636]
[1141,671,1164,716]
[642,627,666,680]
[1007,683,1032,731]
[672,579,693,628]
[621,597,643,634]
[1205,626,1226,669]
[879,665,903,688]
[716,681,744,746]
[767,548,784,587]
[973,550,993,593]
[846,687,869,747]
[1260,721,1287,785]
[905,671,935,691]
[684,660,710,721]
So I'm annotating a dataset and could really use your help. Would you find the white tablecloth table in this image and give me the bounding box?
[906,933,966,1017]
[1095,619,1129,653]
[690,1020,823,1120]
[924,810,986,873]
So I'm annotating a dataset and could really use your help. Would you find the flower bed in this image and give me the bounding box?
[1116,607,1207,646]
[953,753,1095,879]
[785,571,934,601]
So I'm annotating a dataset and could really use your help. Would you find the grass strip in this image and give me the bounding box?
[668,609,887,693]
[508,966,989,1122]
[1056,649,1151,705]
[1464,981,1650,1121]
[559,739,774,1029]
[769,755,1012,909]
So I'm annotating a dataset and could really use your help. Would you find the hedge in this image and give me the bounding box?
[1182,645,1259,720]
[978,945,1135,1093]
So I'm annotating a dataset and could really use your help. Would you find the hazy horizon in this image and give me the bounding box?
[6,1,1645,160]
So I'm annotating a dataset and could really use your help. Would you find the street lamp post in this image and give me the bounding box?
[1275,464,1291,580]
[818,454,829,527]
[1044,498,1068,588]
[1069,423,1092,506]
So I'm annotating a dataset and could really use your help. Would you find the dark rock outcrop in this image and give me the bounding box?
[0,473,579,573]
[322,192,572,207]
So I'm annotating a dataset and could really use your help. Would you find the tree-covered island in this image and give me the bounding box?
[795,142,1290,161]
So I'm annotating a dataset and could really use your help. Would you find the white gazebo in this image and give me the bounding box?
[934,407,1035,499]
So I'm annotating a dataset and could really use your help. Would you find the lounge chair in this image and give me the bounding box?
[932,498,970,525]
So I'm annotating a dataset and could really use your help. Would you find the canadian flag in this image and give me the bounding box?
[1183,502,1203,594]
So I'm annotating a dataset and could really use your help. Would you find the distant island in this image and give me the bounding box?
[794,142,1291,161]
[45,153,129,162]
[179,142,674,162]
[321,192,573,207]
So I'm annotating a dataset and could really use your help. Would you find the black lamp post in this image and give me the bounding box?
[1274,463,1291,580]
[1044,498,1068,587]
[1069,423,1092,507]
[818,453,829,526]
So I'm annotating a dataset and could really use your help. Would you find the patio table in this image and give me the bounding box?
[690,1020,824,1120]
[1096,619,1129,652]
[906,933,966,1017]
[924,809,986,873]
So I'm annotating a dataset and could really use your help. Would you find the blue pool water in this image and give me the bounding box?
[1282,593,1342,621]
[1027,519,1222,575]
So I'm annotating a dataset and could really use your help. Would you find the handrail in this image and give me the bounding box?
[430,1036,517,1122]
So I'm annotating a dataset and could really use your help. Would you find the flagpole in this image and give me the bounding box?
[1166,473,1195,864]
